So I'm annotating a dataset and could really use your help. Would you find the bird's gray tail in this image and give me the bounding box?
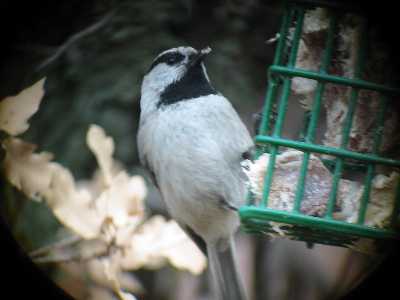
[207,236,247,300]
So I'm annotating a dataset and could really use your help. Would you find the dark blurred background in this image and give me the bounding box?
[1,1,399,299]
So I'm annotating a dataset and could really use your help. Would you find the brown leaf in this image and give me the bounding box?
[0,78,45,135]
[120,216,207,274]
[2,137,53,199]
[95,173,146,229]
[87,258,144,295]
[87,124,115,186]
[43,163,103,239]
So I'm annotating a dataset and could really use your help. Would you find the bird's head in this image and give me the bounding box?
[140,46,215,112]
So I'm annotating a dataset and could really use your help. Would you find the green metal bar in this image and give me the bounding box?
[390,178,400,227]
[326,19,368,219]
[325,159,344,218]
[274,78,292,137]
[293,151,310,213]
[358,166,375,224]
[325,90,360,218]
[340,92,359,148]
[269,66,400,95]
[239,206,399,240]
[257,79,279,146]
[273,5,292,66]
[273,8,305,136]
[250,4,294,205]
[305,86,326,139]
[255,136,400,167]
[370,96,389,154]
[260,7,305,207]
[258,6,293,137]
[357,96,388,224]
[287,8,305,68]
[293,15,337,213]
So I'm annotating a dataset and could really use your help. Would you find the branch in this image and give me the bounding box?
[31,237,110,264]
[35,9,117,71]
[29,235,81,258]
[33,252,83,264]
[33,245,108,264]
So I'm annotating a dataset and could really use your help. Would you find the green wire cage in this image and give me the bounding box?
[239,0,400,248]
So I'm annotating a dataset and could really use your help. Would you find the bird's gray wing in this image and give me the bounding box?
[137,118,159,188]
[180,224,208,256]
[141,155,159,188]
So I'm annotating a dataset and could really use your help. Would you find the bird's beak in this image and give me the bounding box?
[188,47,212,68]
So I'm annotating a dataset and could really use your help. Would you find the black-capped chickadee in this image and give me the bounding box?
[137,46,253,300]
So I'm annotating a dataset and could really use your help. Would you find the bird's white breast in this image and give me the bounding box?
[138,94,252,242]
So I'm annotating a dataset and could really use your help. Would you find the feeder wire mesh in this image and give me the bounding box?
[239,0,400,248]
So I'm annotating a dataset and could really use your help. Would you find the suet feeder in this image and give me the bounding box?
[239,0,400,249]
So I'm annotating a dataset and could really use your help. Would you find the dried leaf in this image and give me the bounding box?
[161,220,207,275]
[101,257,139,300]
[87,124,115,185]
[0,78,45,135]
[120,216,207,274]
[87,258,144,294]
[78,239,108,260]
[77,161,124,199]
[2,137,53,199]
[117,291,137,300]
[4,122,203,296]
[43,163,103,239]
[3,125,148,240]
[88,287,115,300]
[2,138,104,238]
[95,172,146,228]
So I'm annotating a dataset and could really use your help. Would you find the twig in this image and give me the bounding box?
[33,252,83,264]
[265,33,280,45]
[33,246,107,264]
[35,9,117,71]
[29,235,82,258]
[32,239,110,264]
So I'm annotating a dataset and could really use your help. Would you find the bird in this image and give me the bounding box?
[137,46,253,300]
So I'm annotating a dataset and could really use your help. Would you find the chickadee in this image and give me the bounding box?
[137,46,253,300]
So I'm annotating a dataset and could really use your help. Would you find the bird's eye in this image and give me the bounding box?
[166,53,184,65]
[148,52,185,72]
[168,57,178,64]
